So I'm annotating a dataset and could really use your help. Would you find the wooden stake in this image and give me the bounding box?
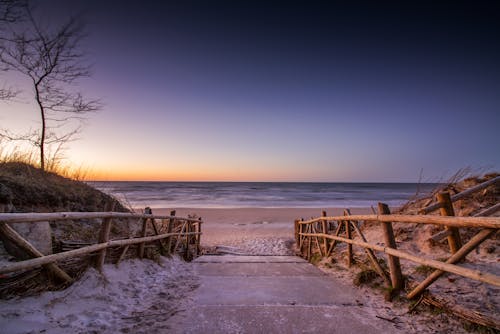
[0,222,71,283]
[95,202,115,271]
[196,218,202,255]
[164,211,175,256]
[311,223,324,257]
[378,203,403,292]
[326,221,343,256]
[146,208,167,254]
[174,222,187,253]
[437,192,462,254]
[321,211,328,255]
[344,211,353,267]
[407,228,496,299]
[137,207,150,258]
[297,231,500,288]
[307,224,312,260]
[116,245,130,266]
[294,219,299,245]
[345,209,391,286]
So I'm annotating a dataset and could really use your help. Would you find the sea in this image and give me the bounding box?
[88,182,439,209]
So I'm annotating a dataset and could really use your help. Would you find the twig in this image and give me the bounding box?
[376,315,398,323]
[407,294,424,314]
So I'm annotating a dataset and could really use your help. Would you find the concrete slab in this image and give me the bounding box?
[173,255,403,333]
[194,262,323,277]
[193,255,307,263]
[193,275,357,306]
[181,305,400,334]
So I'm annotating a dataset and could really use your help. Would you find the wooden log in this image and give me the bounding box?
[474,202,500,217]
[196,218,202,255]
[298,214,500,229]
[137,208,149,259]
[0,211,202,224]
[185,221,190,244]
[420,175,500,214]
[407,228,496,299]
[437,192,462,254]
[345,209,391,286]
[422,294,500,330]
[116,245,130,266]
[326,221,343,256]
[299,223,306,257]
[378,203,403,292]
[294,219,300,245]
[344,211,353,267]
[174,222,187,253]
[299,219,305,250]
[0,222,72,283]
[428,229,452,243]
[321,211,328,255]
[2,210,496,228]
[297,231,500,287]
[307,224,312,260]
[146,208,169,255]
[95,202,115,271]
[0,231,201,274]
[311,223,324,257]
[164,211,176,256]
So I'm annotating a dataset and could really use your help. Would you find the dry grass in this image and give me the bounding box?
[0,142,89,181]
[0,160,126,213]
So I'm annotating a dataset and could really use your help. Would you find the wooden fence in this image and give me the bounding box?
[0,209,203,285]
[295,177,499,327]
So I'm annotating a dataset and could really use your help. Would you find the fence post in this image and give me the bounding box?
[95,202,115,271]
[164,210,176,256]
[344,211,353,267]
[196,218,202,255]
[437,192,462,254]
[321,211,328,255]
[378,203,403,294]
[138,207,151,258]
[294,219,298,244]
[298,218,305,254]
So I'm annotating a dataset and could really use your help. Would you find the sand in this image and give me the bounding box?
[0,207,493,333]
[0,256,197,334]
[153,207,371,254]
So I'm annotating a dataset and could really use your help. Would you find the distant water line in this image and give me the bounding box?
[88,182,439,209]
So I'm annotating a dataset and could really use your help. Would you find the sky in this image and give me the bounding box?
[1,0,499,182]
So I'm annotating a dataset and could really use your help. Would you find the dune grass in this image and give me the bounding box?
[0,141,89,181]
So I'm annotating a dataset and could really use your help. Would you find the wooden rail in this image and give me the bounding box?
[296,208,499,292]
[0,210,203,282]
[296,176,499,328]
[0,231,201,275]
[419,175,500,214]
[298,214,499,229]
[0,212,202,224]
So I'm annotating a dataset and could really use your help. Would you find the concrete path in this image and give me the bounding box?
[176,255,402,334]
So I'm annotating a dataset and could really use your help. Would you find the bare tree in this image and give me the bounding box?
[0,0,26,100]
[0,3,100,170]
[0,0,26,23]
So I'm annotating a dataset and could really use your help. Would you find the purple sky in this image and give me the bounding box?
[1,1,499,181]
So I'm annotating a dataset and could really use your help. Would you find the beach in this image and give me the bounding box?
[152,207,371,254]
[0,206,488,334]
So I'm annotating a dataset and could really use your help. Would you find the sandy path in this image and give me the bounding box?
[0,207,480,333]
[0,257,197,334]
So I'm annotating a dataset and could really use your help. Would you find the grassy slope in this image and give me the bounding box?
[0,162,127,213]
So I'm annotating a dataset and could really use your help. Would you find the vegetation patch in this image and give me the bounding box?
[353,269,378,287]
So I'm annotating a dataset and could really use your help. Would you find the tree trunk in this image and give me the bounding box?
[35,83,45,171]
